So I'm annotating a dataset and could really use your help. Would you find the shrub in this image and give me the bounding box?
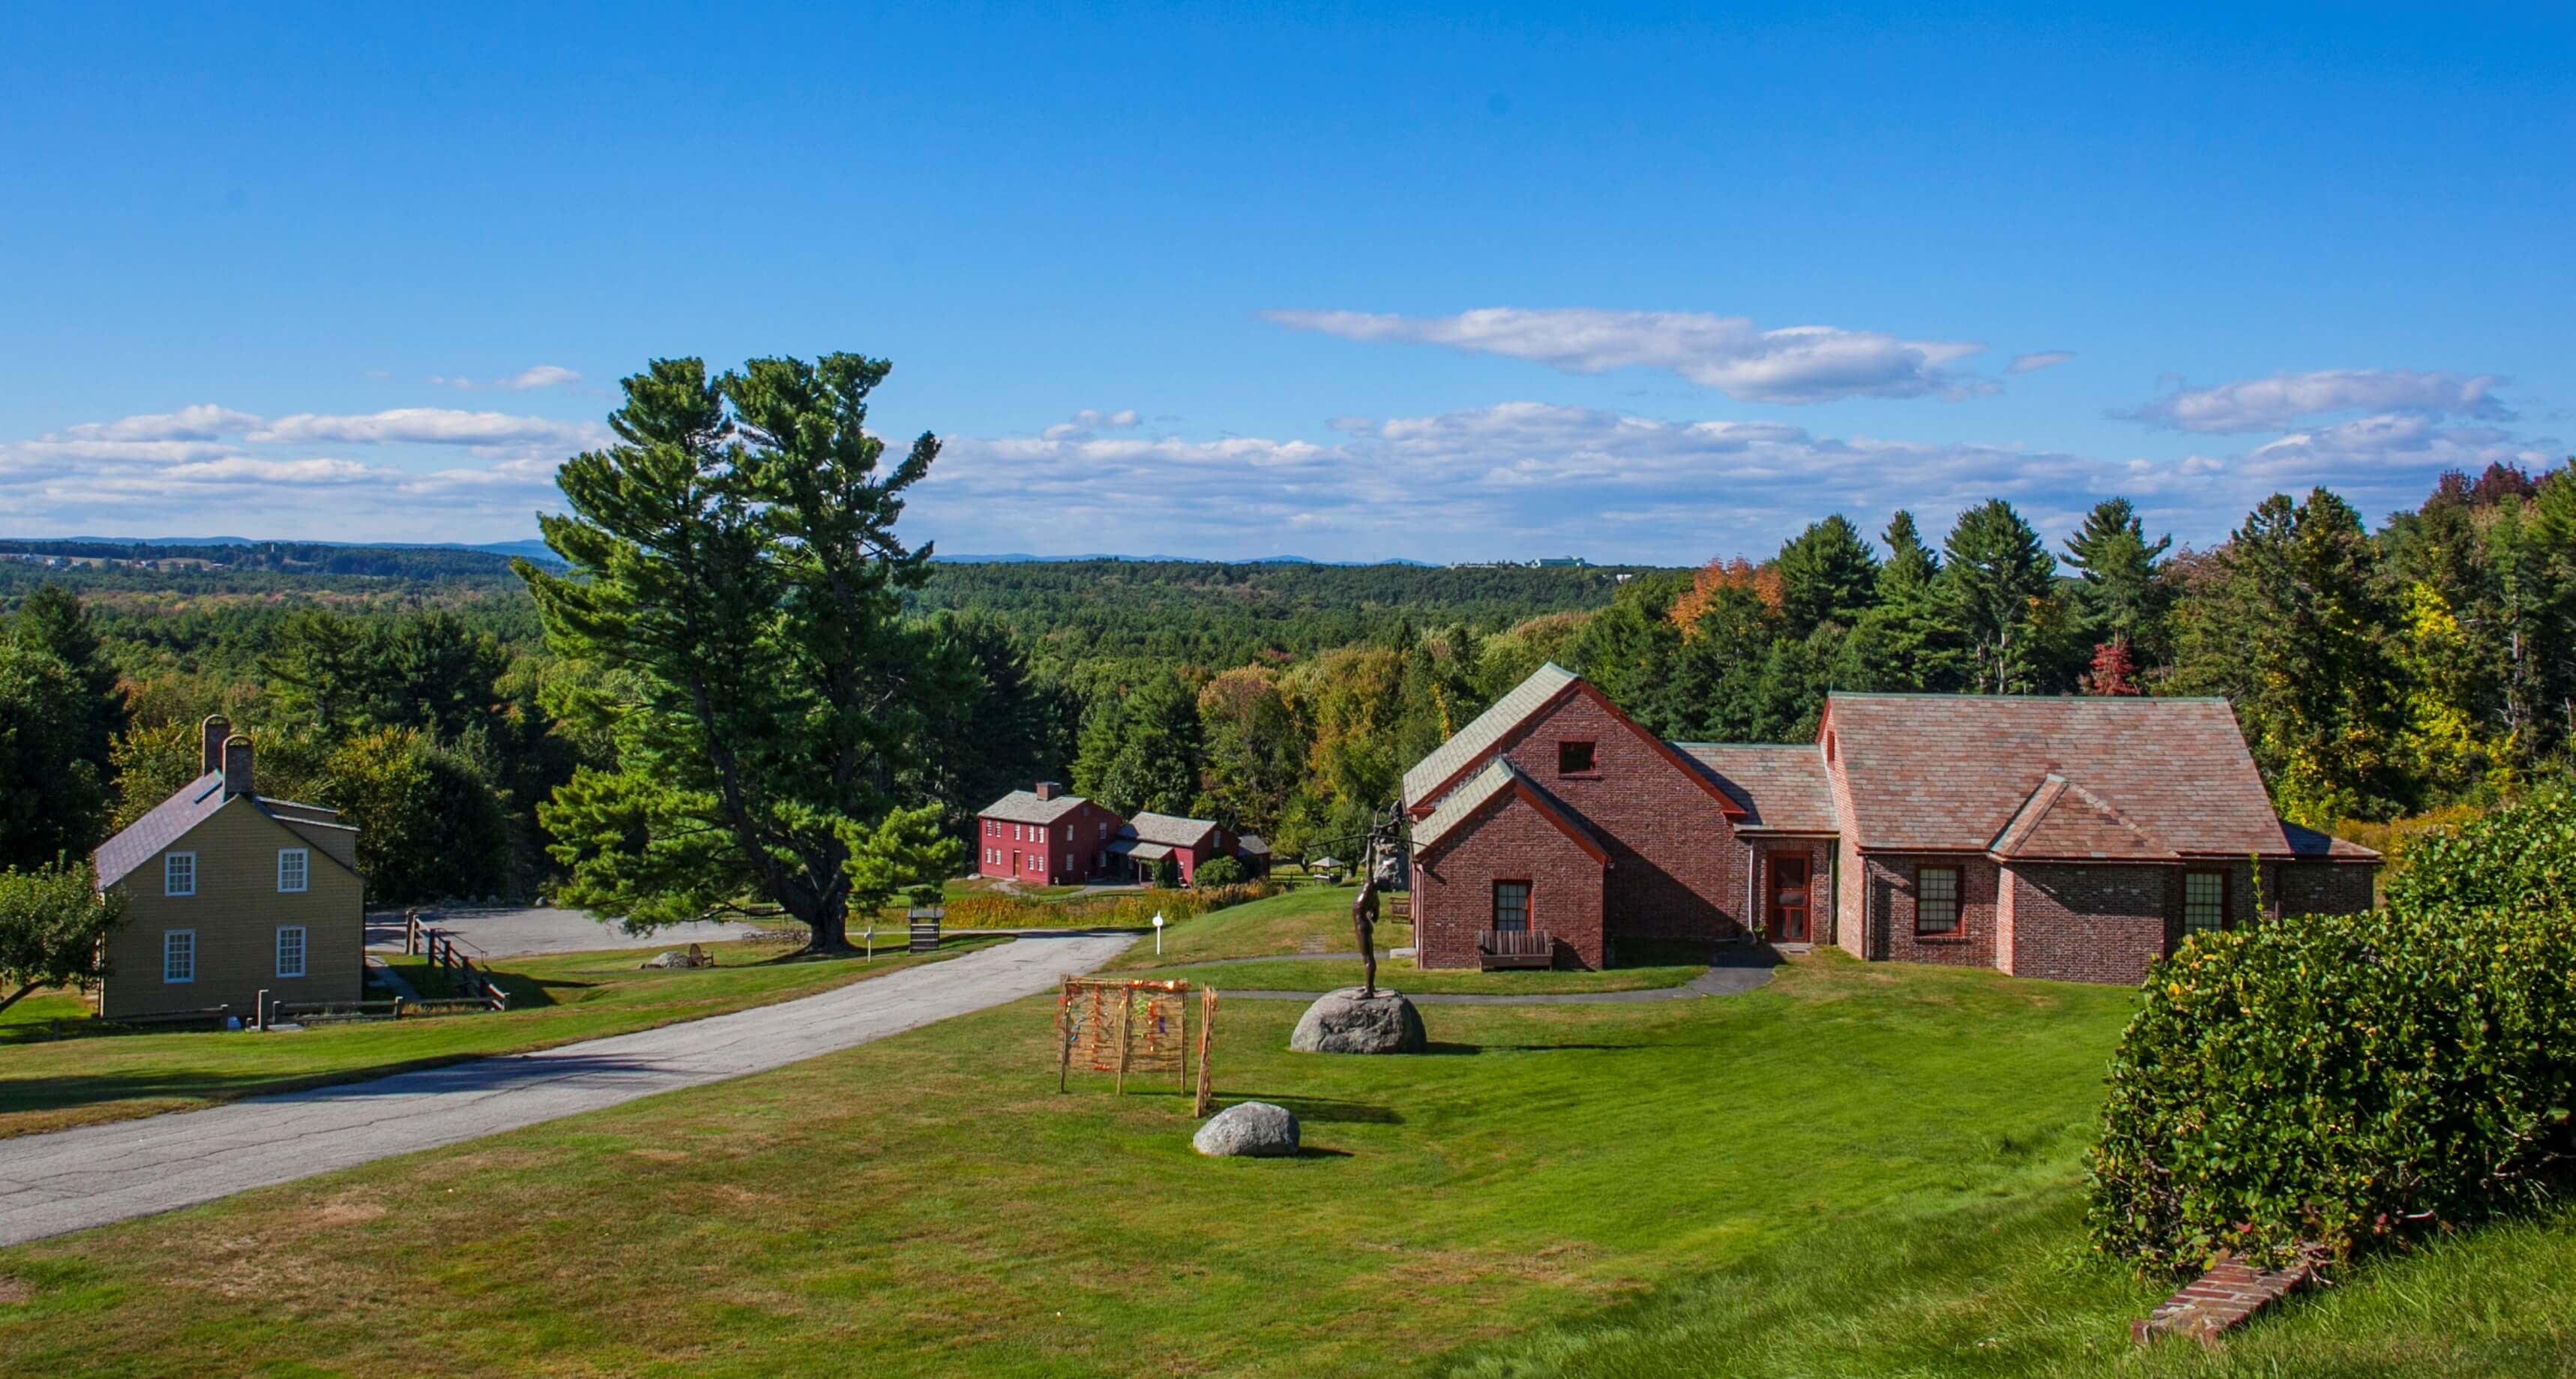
[1194,856,1245,889]
[2383,788,2576,913]
[2086,903,2576,1272]
[1152,856,1182,889]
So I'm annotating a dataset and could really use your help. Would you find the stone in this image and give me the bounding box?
[1193,1102,1300,1157]
[1289,987,1427,1054]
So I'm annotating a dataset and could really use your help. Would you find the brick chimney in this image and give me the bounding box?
[200,715,231,777]
[1035,781,1063,800]
[222,733,254,799]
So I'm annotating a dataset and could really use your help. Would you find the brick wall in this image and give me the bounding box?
[2001,863,2169,985]
[2275,861,2375,915]
[1860,853,1999,968]
[1489,689,1745,948]
[1824,733,1868,959]
[1414,790,1604,968]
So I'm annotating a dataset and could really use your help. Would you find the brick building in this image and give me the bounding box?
[975,783,1125,885]
[1403,664,2379,983]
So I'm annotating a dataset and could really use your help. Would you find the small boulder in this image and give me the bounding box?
[1194,1102,1300,1157]
[1289,987,1427,1054]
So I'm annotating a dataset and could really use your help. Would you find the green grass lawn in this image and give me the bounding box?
[7,951,2566,1375]
[0,936,999,1140]
[1149,955,1706,995]
[1113,883,1408,968]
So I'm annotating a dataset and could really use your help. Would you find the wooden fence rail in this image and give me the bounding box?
[404,914,509,1012]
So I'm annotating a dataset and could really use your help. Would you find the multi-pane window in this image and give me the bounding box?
[277,925,307,979]
[1493,881,1531,932]
[163,929,196,983]
[1916,866,1961,934]
[277,847,309,893]
[2183,872,2228,934]
[164,852,196,897]
[1064,825,1073,841]
[1558,740,1596,775]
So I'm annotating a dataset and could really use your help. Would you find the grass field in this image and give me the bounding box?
[7,948,2567,1375]
[1111,883,1405,968]
[1149,956,1706,995]
[0,937,998,1140]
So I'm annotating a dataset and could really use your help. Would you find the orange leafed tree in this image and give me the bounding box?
[1669,557,1783,637]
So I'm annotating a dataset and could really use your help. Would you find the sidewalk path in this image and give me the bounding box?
[0,932,1134,1249]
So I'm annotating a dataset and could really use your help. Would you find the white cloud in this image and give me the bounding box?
[2119,369,2509,433]
[500,365,581,391]
[1265,307,1990,403]
[246,408,607,449]
[1039,408,1146,441]
[57,405,262,442]
[2007,351,2076,374]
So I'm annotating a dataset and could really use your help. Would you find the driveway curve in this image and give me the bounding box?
[0,931,1134,1249]
[364,906,762,958]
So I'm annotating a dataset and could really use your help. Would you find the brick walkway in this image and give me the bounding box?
[2133,1252,2317,1346]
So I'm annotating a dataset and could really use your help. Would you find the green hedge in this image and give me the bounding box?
[2383,788,2576,913]
[2086,903,2576,1271]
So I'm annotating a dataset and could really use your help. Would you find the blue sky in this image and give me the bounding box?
[3,3,2569,563]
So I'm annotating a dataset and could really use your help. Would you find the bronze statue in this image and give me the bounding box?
[1350,835,1382,999]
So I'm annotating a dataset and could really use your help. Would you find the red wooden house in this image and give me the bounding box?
[975,783,1124,885]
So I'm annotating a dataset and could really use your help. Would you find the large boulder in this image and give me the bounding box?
[1194,1102,1300,1157]
[1289,988,1427,1054]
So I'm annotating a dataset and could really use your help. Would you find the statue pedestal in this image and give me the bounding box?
[1289,988,1427,1054]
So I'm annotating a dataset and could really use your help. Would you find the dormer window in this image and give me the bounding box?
[1558,741,1596,775]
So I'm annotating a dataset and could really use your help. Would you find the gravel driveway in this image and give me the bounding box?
[0,931,1134,1249]
[364,906,762,958]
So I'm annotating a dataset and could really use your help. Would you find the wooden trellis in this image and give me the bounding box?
[1057,976,1220,1114]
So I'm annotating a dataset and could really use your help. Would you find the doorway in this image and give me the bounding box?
[1768,854,1811,943]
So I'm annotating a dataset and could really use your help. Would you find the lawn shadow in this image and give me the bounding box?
[1293,1146,1355,1159]
[1220,1093,1403,1125]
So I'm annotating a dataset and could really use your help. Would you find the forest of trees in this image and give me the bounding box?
[3,459,2571,916]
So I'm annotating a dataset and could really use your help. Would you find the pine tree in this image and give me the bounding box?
[1774,515,1881,639]
[2062,497,2175,664]
[1938,499,2069,694]
[518,353,962,952]
[1838,511,1959,691]
[10,585,126,784]
[2171,489,2407,823]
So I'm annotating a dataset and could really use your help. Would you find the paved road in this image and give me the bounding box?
[364,906,761,958]
[0,932,1134,1249]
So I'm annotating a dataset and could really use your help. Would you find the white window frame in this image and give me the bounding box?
[164,851,196,898]
[1064,824,1073,841]
[277,847,310,893]
[163,928,196,983]
[276,925,307,979]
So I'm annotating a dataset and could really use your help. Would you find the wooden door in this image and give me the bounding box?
[1768,855,1811,943]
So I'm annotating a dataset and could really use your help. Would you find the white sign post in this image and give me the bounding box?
[862,923,875,960]
[1152,910,1165,956]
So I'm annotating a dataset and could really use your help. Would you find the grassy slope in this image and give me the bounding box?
[1112,883,1407,969]
[9,955,2563,1375]
[4,952,2566,1376]
[1151,957,1706,995]
[0,937,998,1139]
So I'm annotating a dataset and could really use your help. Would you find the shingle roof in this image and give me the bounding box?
[1236,834,1272,857]
[1110,839,1176,862]
[1123,811,1216,849]
[1400,661,1579,810]
[1988,774,2176,861]
[979,790,1095,826]
[1410,757,1607,862]
[91,775,367,888]
[1823,694,2372,860]
[1672,744,1836,832]
[93,772,229,888]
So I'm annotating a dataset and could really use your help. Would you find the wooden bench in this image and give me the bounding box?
[1478,929,1556,971]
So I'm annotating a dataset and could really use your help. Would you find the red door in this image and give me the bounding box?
[1768,856,1811,943]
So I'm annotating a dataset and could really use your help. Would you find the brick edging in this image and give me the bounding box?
[2131,1249,2320,1347]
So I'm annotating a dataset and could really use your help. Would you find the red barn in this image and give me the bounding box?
[1106,811,1269,886]
[1403,664,2380,982]
[975,783,1124,885]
